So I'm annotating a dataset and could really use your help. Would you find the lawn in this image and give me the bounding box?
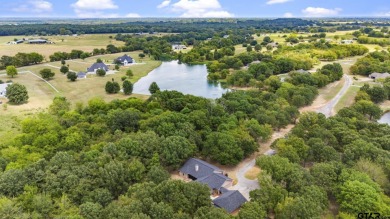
[0,51,159,115]
[0,34,125,58]
[334,85,360,112]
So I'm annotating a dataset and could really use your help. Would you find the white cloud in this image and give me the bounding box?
[71,0,119,18]
[157,0,171,9]
[302,7,342,17]
[266,0,292,5]
[376,11,390,17]
[125,13,141,18]
[13,0,53,13]
[169,0,233,18]
[283,12,293,18]
[71,0,118,10]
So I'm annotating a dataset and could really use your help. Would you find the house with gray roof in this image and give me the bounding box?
[369,72,390,81]
[87,62,109,73]
[196,173,233,192]
[28,39,48,44]
[115,54,134,66]
[179,158,224,180]
[213,190,247,213]
[180,158,247,213]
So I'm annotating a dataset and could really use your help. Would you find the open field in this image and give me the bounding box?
[0,34,125,58]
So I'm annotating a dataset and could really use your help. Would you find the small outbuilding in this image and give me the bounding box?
[0,83,11,97]
[87,62,109,73]
[77,72,87,79]
[28,39,48,44]
[369,72,390,81]
[115,54,134,66]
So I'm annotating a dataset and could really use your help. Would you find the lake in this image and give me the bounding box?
[133,61,229,99]
[378,112,390,125]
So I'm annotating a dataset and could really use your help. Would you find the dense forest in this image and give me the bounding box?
[0,58,348,217]
[0,19,315,36]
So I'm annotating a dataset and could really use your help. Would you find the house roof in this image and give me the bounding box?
[180,158,222,179]
[369,72,390,79]
[295,69,309,74]
[0,83,11,96]
[196,172,232,190]
[213,190,247,213]
[77,72,87,78]
[28,39,47,43]
[87,62,109,72]
[116,54,133,63]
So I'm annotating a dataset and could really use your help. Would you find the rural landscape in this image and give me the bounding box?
[0,0,390,218]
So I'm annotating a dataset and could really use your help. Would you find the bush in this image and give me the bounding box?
[105,81,120,94]
[60,65,69,74]
[123,80,133,95]
[121,76,127,81]
[126,69,133,77]
[39,68,55,80]
[67,72,77,82]
[96,69,106,77]
[5,83,29,104]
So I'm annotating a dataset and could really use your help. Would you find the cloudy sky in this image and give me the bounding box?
[0,0,389,18]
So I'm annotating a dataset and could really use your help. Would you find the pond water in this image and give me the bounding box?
[378,112,390,125]
[133,61,228,99]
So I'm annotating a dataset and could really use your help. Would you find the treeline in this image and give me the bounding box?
[0,52,44,70]
[0,19,314,36]
[253,101,390,217]
[276,42,368,61]
[358,36,390,46]
[49,49,92,62]
[350,51,390,75]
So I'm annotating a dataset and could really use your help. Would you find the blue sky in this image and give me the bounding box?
[0,0,389,18]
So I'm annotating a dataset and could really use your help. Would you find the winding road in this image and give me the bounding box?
[229,65,356,199]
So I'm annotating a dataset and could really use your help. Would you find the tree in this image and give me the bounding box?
[126,69,134,77]
[149,82,160,94]
[115,65,120,71]
[5,83,29,104]
[6,66,17,78]
[61,59,66,65]
[367,86,387,103]
[238,202,266,219]
[160,136,195,168]
[246,45,252,52]
[96,69,106,77]
[49,96,70,116]
[254,44,262,52]
[39,68,55,80]
[139,53,146,59]
[337,180,381,214]
[67,72,77,82]
[123,80,133,95]
[105,81,120,94]
[96,58,103,63]
[60,65,69,74]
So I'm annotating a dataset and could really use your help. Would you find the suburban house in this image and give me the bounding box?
[179,158,247,213]
[223,35,230,39]
[294,69,310,74]
[267,42,279,48]
[115,54,134,66]
[341,40,354,44]
[0,83,11,97]
[172,44,187,50]
[369,72,390,81]
[87,62,109,73]
[8,40,24,45]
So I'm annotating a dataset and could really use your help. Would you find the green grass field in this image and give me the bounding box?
[0,34,125,58]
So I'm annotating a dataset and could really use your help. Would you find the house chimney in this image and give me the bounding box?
[195,164,199,172]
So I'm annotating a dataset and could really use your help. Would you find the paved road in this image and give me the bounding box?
[316,74,353,117]
[231,159,259,200]
[230,72,354,200]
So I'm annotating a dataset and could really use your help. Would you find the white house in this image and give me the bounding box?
[115,54,134,66]
[172,44,187,50]
[341,40,354,44]
[0,83,11,97]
